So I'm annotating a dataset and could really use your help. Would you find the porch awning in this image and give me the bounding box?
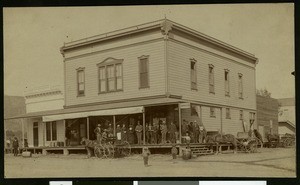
[42,106,144,122]
[5,96,183,121]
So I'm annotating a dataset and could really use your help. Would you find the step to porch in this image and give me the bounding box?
[190,146,214,155]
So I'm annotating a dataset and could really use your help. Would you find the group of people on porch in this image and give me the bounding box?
[92,119,207,145]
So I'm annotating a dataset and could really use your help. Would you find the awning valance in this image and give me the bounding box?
[42,106,144,122]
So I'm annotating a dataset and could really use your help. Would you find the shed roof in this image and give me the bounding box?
[278,97,295,106]
[5,97,183,120]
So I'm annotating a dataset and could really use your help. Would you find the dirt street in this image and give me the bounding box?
[4,147,295,178]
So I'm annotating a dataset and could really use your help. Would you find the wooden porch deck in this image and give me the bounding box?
[5,143,233,156]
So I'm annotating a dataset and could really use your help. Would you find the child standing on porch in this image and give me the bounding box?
[142,147,151,167]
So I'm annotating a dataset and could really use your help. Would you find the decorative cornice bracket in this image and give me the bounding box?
[161,20,173,36]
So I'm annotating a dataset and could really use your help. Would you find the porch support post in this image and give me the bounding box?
[43,121,45,147]
[113,115,116,136]
[21,118,25,148]
[178,103,182,144]
[87,117,90,140]
[63,120,66,146]
[143,107,146,145]
[220,107,223,135]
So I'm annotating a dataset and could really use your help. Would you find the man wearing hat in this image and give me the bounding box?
[160,121,168,144]
[199,124,206,143]
[169,122,177,143]
[107,123,113,137]
[135,121,143,145]
[193,120,200,143]
[12,136,19,157]
[94,124,102,143]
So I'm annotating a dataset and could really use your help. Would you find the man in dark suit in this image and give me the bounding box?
[12,137,19,156]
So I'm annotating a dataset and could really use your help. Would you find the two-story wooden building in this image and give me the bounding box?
[6,19,258,150]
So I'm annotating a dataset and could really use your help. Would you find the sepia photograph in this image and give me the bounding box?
[3,4,295,178]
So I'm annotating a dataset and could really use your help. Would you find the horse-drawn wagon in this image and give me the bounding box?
[266,133,295,148]
[81,137,131,158]
[236,132,263,153]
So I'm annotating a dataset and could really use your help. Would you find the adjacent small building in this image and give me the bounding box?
[24,86,64,147]
[256,95,279,142]
[278,98,295,135]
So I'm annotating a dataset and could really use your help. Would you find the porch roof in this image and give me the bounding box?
[5,97,183,120]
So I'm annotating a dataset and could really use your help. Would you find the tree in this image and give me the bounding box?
[256,88,272,98]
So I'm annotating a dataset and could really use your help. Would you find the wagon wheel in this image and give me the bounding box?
[255,138,263,149]
[94,146,103,158]
[102,144,111,159]
[121,141,131,157]
[107,143,115,158]
[290,138,296,147]
[248,139,258,153]
[237,139,249,153]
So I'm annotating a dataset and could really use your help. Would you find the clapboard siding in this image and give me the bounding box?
[170,30,256,68]
[168,40,256,110]
[65,40,166,106]
[221,108,248,136]
[201,106,221,132]
[181,108,202,126]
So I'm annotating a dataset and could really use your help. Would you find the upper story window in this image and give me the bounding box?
[224,69,230,96]
[46,121,57,141]
[209,64,215,93]
[210,107,216,118]
[238,73,243,99]
[98,58,123,93]
[226,108,231,119]
[77,67,85,96]
[139,55,149,89]
[190,59,197,90]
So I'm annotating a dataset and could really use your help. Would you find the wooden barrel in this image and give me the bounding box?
[182,148,191,160]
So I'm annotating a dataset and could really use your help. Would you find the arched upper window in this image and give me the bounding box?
[97,58,123,93]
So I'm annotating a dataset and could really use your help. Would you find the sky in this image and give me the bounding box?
[4,4,295,99]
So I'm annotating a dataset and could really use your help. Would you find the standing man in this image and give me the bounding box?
[152,123,158,144]
[94,124,102,143]
[107,123,113,137]
[193,120,200,143]
[148,123,154,144]
[65,126,71,146]
[121,123,128,142]
[181,120,188,142]
[160,121,168,144]
[135,121,143,145]
[199,125,206,143]
[116,125,122,144]
[188,122,194,143]
[12,136,19,157]
[145,123,150,144]
[128,123,135,144]
[169,122,177,143]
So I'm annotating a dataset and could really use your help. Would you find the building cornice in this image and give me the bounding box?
[170,22,258,63]
[60,19,258,63]
[60,20,164,54]
[25,90,63,99]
